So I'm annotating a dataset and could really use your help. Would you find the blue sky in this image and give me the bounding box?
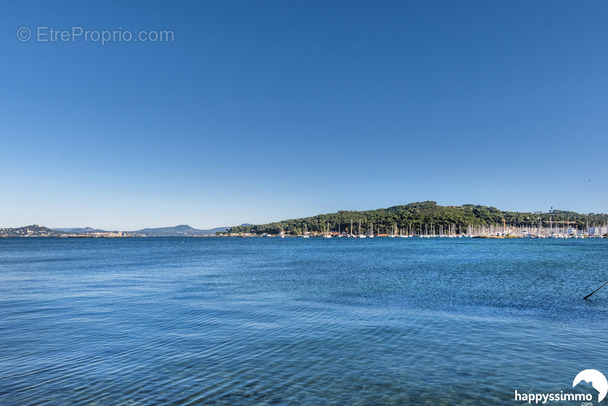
[1,1,607,229]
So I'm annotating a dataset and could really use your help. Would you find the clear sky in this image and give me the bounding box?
[1,1,607,230]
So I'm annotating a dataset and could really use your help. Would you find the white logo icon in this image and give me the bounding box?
[573,369,608,402]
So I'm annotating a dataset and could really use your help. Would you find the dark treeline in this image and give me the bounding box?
[224,201,608,235]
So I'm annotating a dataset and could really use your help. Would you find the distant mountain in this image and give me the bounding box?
[53,227,108,233]
[132,225,229,236]
[1,223,246,238]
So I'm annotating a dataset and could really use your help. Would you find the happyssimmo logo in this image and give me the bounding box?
[514,369,607,404]
[573,370,608,402]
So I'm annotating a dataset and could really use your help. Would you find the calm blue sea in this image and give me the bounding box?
[1,237,607,405]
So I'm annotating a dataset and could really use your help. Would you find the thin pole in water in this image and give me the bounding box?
[584,280,608,300]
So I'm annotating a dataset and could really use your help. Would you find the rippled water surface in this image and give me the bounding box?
[1,237,608,405]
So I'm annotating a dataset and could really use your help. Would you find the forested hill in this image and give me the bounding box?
[225,201,608,235]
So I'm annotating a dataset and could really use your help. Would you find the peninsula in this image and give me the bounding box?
[224,201,608,238]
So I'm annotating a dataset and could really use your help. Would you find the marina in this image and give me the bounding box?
[230,221,608,239]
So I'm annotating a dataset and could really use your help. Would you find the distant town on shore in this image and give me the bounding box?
[2,202,608,239]
[0,224,230,238]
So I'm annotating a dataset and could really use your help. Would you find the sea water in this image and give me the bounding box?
[1,237,607,405]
